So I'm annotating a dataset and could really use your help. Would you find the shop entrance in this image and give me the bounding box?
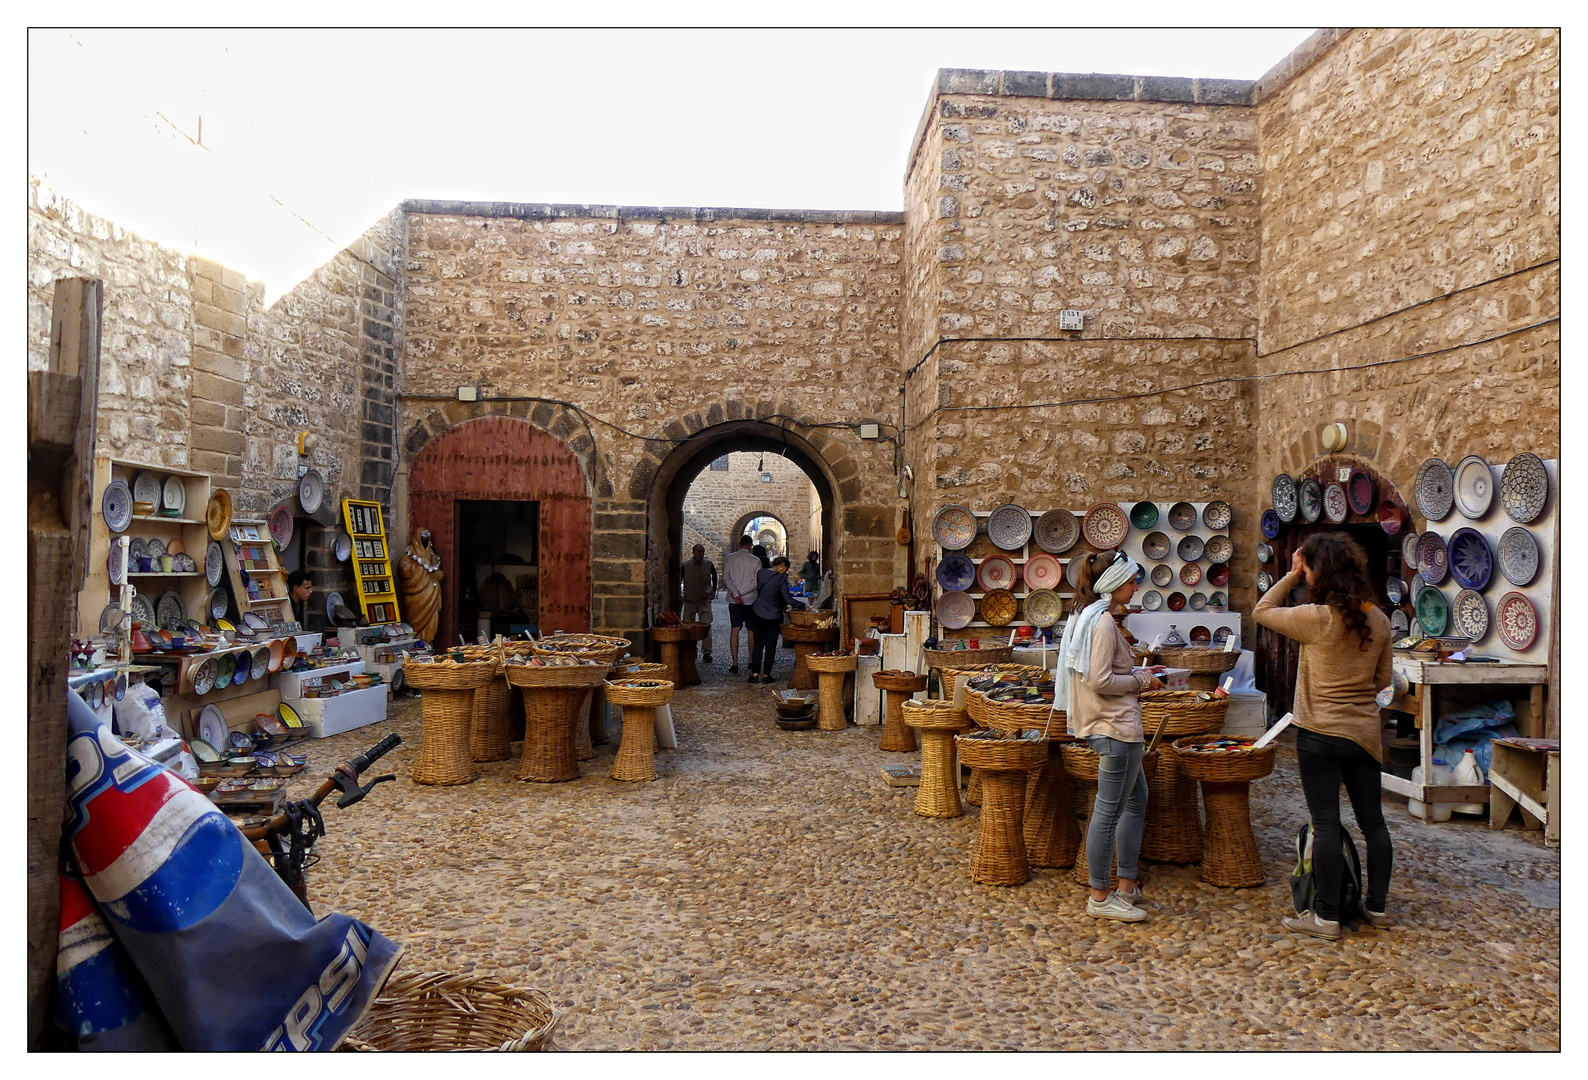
[456,500,540,640]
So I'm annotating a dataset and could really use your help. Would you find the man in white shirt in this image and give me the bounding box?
[721,534,763,675]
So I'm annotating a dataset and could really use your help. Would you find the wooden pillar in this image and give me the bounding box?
[27,277,102,1048]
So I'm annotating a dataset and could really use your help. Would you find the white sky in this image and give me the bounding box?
[28,25,1319,301]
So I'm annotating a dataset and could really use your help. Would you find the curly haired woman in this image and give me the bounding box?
[1254,532,1394,940]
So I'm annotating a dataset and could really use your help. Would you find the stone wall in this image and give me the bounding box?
[396,204,905,639]
[679,451,819,562]
[1251,28,1561,507]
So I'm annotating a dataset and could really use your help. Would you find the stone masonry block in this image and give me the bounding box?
[1053,73,1136,101]
[192,371,245,407]
[192,347,245,382]
[1138,76,1197,103]
[195,303,248,339]
[1001,70,1050,98]
[191,426,244,456]
[1194,78,1255,105]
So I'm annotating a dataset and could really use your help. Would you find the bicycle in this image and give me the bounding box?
[239,733,402,909]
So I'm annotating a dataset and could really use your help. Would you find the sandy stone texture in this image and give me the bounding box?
[284,617,1558,1051]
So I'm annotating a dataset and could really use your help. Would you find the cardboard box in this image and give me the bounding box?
[1222,690,1269,738]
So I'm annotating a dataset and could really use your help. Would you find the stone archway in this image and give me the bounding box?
[729,508,790,557]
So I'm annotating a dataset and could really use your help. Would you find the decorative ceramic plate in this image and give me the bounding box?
[161,476,186,516]
[298,469,325,515]
[172,552,195,573]
[1452,455,1493,519]
[1204,534,1233,564]
[1082,503,1129,550]
[935,590,975,630]
[1167,502,1198,531]
[1202,501,1232,531]
[1414,458,1455,522]
[1134,562,1147,585]
[278,702,304,730]
[932,505,978,551]
[986,503,1032,551]
[156,591,186,630]
[1446,528,1493,591]
[1389,609,1410,636]
[1415,531,1449,586]
[98,604,123,634]
[102,480,134,534]
[1024,589,1062,628]
[197,703,228,748]
[1415,587,1448,636]
[1257,541,1273,564]
[1410,573,1425,597]
[1386,577,1405,605]
[1142,531,1171,562]
[1189,592,1208,611]
[1378,500,1405,535]
[269,506,294,550]
[1024,553,1062,591]
[145,537,166,559]
[1347,469,1375,516]
[981,589,1018,626]
[1271,474,1298,523]
[1034,509,1080,554]
[267,638,286,673]
[1261,510,1280,540]
[128,537,148,562]
[215,653,235,689]
[192,658,217,697]
[232,656,251,686]
[132,471,163,508]
[1188,625,1212,644]
[1496,591,1539,651]
[977,555,1017,592]
[1500,453,1547,524]
[1208,591,1226,608]
[333,532,353,562]
[206,489,233,541]
[1323,483,1348,524]
[1177,534,1205,562]
[1180,562,1202,586]
[1213,626,1233,647]
[129,593,156,627]
[107,546,126,586]
[209,586,230,620]
[1298,478,1323,523]
[251,648,270,680]
[1401,531,1420,568]
[1130,501,1160,530]
[1453,590,1489,641]
[1140,590,1163,611]
[937,553,976,592]
[1166,591,1187,612]
[1208,563,1231,587]
[1497,526,1540,587]
[1257,571,1274,593]
[114,673,127,701]
[1151,564,1174,587]
[242,611,269,631]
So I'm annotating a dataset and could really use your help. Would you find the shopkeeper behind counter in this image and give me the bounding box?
[288,570,313,626]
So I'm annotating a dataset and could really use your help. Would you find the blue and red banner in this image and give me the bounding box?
[59,689,402,1050]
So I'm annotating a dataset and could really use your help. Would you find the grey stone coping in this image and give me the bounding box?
[1252,28,1348,104]
[401,200,903,224]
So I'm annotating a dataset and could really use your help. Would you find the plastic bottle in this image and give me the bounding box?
[1408,759,1455,822]
[1451,749,1486,815]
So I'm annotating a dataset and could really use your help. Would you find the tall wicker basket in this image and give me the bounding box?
[406,660,500,786]
[807,653,857,731]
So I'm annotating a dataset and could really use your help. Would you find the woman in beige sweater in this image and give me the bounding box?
[1254,532,1394,940]
[1057,551,1165,922]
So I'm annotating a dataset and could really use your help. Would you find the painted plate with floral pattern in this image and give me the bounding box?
[1298,478,1323,523]
[1453,589,1489,641]
[1272,474,1298,523]
[1496,591,1539,651]
[1081,503,1129,550]
[1415,531,1449,586]
[987,503,1033,551]
[1497,527,1539,587]
[1034,510,1080,554]
[932,505,978,551]
[980,589,1018,627]
[1446,528,1493,591]
[1415,587,1448,636]
[1202,501,1232,531]
[1414,458,1455,522]
[1324,482,1349,523]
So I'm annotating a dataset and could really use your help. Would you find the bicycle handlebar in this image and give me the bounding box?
[239,732,402,841]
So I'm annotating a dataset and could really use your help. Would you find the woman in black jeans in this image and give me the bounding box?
[1254,533,1395,939]
[747,556,804,684]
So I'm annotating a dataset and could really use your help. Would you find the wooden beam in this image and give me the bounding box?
[28,276,102,1049]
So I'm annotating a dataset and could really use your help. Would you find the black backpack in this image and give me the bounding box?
[1290,821,1364,929]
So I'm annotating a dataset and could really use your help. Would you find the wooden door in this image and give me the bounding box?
[408,418,591,646]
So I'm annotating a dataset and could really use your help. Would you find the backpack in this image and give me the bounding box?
[1290,821,1363,929]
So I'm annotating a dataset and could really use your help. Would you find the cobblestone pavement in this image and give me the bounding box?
[291,608,1560,1050]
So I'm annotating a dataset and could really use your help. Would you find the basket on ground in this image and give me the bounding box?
[343,971,558,1052]
[1149,647,1240,675]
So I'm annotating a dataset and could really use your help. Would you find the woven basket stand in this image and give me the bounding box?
[903,699,970,818]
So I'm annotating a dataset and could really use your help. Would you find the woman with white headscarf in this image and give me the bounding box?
[1055,550,1165,922]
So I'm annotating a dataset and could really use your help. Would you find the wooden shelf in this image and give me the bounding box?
[105,513,207,526]
[128,572,202,579]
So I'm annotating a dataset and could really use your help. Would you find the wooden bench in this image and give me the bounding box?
[1488,737,1559,847]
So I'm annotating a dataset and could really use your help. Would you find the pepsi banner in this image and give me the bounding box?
[61,690,402,1050]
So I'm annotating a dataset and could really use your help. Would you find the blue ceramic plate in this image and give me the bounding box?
[1261,509,1280,539]
[1446,528,1493,591]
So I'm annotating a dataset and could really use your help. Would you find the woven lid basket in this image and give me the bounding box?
[924,644,1013,669]
[1139,691,1230,737]
[901,698,972,732]
[612,662,668,680]
[1171,735,1277,783]
[342,971,558,1052]
[603,678,675,707]
[504,662,610,689]
[954,734,1049,772]
[403,659,501,691]
[807,653,858,674]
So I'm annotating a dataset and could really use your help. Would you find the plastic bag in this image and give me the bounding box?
[112,682,167,742]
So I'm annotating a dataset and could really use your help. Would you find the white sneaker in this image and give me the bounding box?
[1087,892,1147,922]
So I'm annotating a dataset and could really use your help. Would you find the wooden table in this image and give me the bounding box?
[1488,737,1559,846]
[1380,657,1549,822]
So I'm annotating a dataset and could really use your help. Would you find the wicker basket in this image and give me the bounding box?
[504,663,610,690]
[412,684,481,787]
[404,659,501,691]
[649,624,693,643]
[871,670,928,693]
[1023,742,1080,868]
[343,971,558,1052]
[1171,735,1276,783]
[954,734,1048,773]
[1138,691,1229,739]
[780,624,838,645]
[924,644,1013,670]
[606,680,672,783]
[1139,749,1203,864]
[612,662,668,681]
[956,736,1048,886]
[973,695,1064,733]
[806,653,858,674]
[901,698,971,732]
[604,679,674,708]
[905,701,970,819]
[470,675,514,762]
[1149,647,1240,675]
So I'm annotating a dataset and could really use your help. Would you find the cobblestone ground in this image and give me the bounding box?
[289,606,1560,1050]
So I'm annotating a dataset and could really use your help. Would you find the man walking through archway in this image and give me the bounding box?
[681,543,718,664]
[723,534,761,675]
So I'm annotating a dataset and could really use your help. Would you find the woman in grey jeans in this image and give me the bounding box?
[1055,551,1166,922]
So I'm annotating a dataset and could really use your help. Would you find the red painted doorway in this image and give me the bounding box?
[408,417,591,646]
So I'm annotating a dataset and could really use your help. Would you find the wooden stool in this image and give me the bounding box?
[505,664,610,783]
[404,661,500,786]
[808,653,857,730]
[1172,736,1276,888]
[781,625,838,690]
[956,735,1049,886]
[469,674,513,763]
[650,625,691,688]
[606,679,674,782]
[1023,739,1080,868]
[1488,738,1560,846]
[873,670,927,752]
[903,699,971,818]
